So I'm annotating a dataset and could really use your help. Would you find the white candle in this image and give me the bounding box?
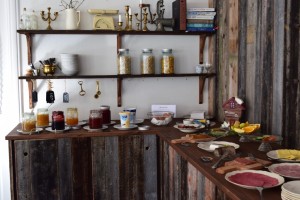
[119,14,122,22]
[129,8,132,15]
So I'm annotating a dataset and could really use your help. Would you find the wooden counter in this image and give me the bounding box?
[6,120,283,200]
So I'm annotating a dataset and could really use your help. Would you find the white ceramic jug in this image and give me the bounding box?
[65,8,80,30]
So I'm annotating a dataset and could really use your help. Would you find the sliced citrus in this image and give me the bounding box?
[242,126,256,134]
[248,124,260,130]
[233,127,245,134]
[233,121,240,128]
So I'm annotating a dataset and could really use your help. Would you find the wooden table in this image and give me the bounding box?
[6,119,283,200]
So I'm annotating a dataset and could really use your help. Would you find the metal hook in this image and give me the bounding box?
[78,81,86,96]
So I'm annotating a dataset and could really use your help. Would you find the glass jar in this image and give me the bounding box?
[161,48,174,74]
[100,105,111,125]
[89,109,103,129]
[22,112,36,132]
[118,48,131,75]
[36,108,49,127]
[141,48,155,74]
[52,111,65,130]
[66,108,78,126]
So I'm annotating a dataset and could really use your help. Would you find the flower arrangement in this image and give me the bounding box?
[60,0,85,10]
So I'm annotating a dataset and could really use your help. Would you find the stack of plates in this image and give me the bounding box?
[281,181,300,200]
[60,53,79,76]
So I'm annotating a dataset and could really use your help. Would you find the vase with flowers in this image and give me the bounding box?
[60,0,85,30]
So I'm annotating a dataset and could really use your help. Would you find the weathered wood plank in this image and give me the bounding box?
[15,141,31,200]
[29,139,58,200]
[143,134,158,200]
[161,140,169,200]
[58,138,73,200]
[187,163,197,199]
[72,137,93,200]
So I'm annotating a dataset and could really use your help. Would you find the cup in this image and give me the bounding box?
[119,112,130,128]
[123,107,136,123]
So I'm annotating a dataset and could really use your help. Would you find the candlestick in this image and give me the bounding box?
[119,14,122,22]
[129,8,132,15]
[117,21,123,31]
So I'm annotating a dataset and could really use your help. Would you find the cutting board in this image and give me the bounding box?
[216,157,272,174]
[171,134,215,144]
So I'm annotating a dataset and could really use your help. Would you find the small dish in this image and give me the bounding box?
[268,163,300,179]
[45,126,71,133]
[197,141,240,152]
[83,125,108,131]
[174,124,205,133]
[17,128,43,135]
[138,125,150,131]
[113,124,138,130]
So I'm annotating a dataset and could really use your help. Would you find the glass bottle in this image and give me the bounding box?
[29,10,38,30]
[89,109,103,129]
[100,105,111,125]
[117,48,131,75]
[22,112,36,132]
[66,108,79,126]
[161,48,174,74]
[36,108,49,127]
[52,111,65,130]
[141,48,155,74]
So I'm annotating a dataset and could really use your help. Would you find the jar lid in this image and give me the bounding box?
[37,108,48,112]
[119,48,129,52]
[142,48,153,53]
[100,105,110,110]
[162,48,172,53]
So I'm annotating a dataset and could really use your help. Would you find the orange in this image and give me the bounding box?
[242,126,256,134]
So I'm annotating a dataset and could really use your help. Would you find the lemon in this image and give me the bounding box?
[233,127,245,134]
[233,121,240,128]
[239,123,246,128]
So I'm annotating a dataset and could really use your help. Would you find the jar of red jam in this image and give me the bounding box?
[89,109,102,129]
[100,105,111,125]
[52,111,65,130]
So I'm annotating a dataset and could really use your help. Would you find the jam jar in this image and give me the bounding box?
[141,48,155,74]
[36,108,49,127]
[89,109,103,129]
[100,105,111,125]
[66,107,79,126]
[117,48,131,75]
[52,111,65,130]
[22,112,36,132]
[161,48,174,74]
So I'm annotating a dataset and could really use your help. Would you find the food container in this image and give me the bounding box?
[52,111,65,130]
[118,48,131,75]
[100,105,111,124]
[161,48,174,74]
[89,109,103,129]
[147,111,174,126]
[36,108,49,127]
[22,112,36,132]
[141,48,155,74]
[66,107,78,126]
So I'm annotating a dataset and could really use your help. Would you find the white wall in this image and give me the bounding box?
[19,0,211,120]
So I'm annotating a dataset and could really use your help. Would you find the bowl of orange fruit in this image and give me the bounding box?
[230,121,261,142]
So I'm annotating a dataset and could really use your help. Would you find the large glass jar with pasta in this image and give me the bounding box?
[161,48,174,74]
[140,48,155,74]
[118,48,131,75]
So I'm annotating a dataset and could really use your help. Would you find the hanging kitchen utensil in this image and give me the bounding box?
[94,80,101,99]
[32,80,38,103]
[78,81,86,96]
[63,79,69,103]
[46,80,55,103]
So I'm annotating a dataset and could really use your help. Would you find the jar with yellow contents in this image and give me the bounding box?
[161,48,174,74]
[36,108,49,127]
[66,107,79,126]
[22,112,36,132]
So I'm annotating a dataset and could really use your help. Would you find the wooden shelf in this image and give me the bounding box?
[17,29,215,108]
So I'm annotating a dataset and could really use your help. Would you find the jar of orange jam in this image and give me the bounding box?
[36,108,49,127]
[66,108,78,126]
[22,112,36,132]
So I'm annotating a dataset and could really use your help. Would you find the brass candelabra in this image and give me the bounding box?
[40,7,58,30]
[134,4,157,31]
[124,5,133,31]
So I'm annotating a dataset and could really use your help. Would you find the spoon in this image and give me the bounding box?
[94,81,101,99]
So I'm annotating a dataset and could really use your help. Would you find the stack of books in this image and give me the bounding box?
[186,8,216,32]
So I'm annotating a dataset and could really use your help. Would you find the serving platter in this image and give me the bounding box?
[268,163,300,179]
[225,170,284,189]
[197,141,239,152]
[17,128,43,135]
[267,150,300,162]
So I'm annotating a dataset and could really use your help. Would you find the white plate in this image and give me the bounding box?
[17,128,43,135]
[174,124,204,133]
[197,141,240,152]
[113,124,138,130]
[83,125,108,131]
[282,181,300,196]
[268,163,300,179]
[45,126,71,133]
[267,150,300,162]
[225,170,284,189]
[131,119,144,125]
[103,121,116,126]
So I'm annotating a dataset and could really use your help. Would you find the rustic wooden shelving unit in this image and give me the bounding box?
[17,29,216,107]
